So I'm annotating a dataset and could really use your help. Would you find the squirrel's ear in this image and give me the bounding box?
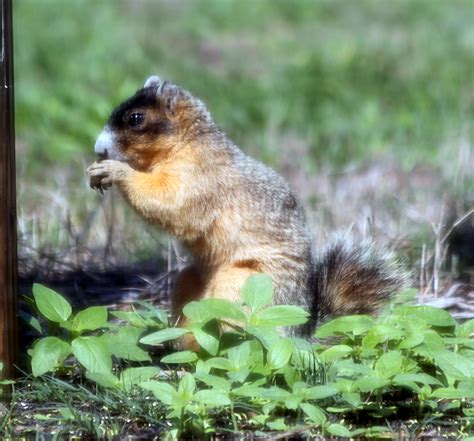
[158,81,182,117]
[144,75,161,88]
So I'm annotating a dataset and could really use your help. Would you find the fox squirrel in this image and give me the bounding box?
[87,76,407,337]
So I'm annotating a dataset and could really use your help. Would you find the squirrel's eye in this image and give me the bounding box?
[128,112,144,127]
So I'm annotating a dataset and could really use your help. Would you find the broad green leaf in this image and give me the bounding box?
[412,330,445,358]
[101,326,151,362]
[31,337,71,376]
[72,336,112,373]
[355,375,390,392]
[194,390,231,406]
[19,311,43,334]
[299,403,327,425]
[194,373,230,392]
[139,327,189,345]
[182,301,214,323]
[398,327,425,349]
[121,367,160,392]
[394,305,456,327]
[457,319,474,338]
[266,418,288,431]
[199,298,246,322]
[191,326,219,356]
[246,325,280,349]
[320,345,352,362]
[72,306,108,332]
[161,350,197,364]
[227,341,252,369]
[305,384,339,400]
[260,386,291,400]
[393,373,442,386]
[256,305,309,326]
[140,380,176,405]
[134,300,168,325]
[434,350,474,380]
[205,357,233,371]
[315,315,374,338]
[327,423,352,437]
[233,383,265,397]
[267,338,293,369]
[431,387,474,399]
[86,371,120,389]
[375,351,403,378]
[111,310,148,327]
[33,284,72,323]
[178,372,196,402]
[242,274,273,312]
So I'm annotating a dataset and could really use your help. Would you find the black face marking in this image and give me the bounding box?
[107,87,174,137]
[108,88,157,130]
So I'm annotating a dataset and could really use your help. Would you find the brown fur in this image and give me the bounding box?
[87,77,408,346]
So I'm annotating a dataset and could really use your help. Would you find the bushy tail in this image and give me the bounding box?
[312,235,409,322]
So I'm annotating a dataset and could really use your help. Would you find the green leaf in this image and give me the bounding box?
[434,350,474,380]
[177,373,195,405]
[161,350,198,364]
[31,337,71,376]
[111,310,148,327]
[267,338,293,369]
[393,373,442,386]
[315,315,374,338]
[242,274,273,312]
[375,351,403,378]
[394,305,456,327]
[33,284,72,323]
[327,423,352,437]
[205,357,233,371]
[320,345,352,362]
[121,367,160,392]
[101,326,151,362]
[299,403,326,425]
[227,341,252,369]
[305,384,339,400]
[182,301,214,323]
[246,325,280,349]
[355,375,390,392]
[194,373,230,392]
[431,387,474,399]
[86,371,120,389]
[457,319,474,338]
[72,306,108,332]
[139,327,189,345]
[256,305,310,326]
[194,390,231,406]
[191,326,220,356]
[72,336,112,373]
[19,311,43,334]
[199,298,246,322]
[140,380,176,405]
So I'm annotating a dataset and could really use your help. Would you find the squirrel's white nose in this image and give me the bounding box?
[94,128,115,156]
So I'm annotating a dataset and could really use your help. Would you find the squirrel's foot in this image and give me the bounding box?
[87,160,134,192]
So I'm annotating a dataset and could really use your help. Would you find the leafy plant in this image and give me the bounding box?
[21,278,474,439]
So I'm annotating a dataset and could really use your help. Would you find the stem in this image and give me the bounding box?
[230,400,238,434]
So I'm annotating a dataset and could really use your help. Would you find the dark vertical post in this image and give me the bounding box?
[0,0,17,380]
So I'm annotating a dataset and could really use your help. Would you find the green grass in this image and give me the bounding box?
[14,0,474,173]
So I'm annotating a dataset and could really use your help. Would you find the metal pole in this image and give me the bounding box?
[0,0,18,380]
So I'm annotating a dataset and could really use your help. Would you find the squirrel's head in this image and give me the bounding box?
[94,76,213,171]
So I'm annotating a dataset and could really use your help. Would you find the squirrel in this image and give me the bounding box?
[87,76,407,339]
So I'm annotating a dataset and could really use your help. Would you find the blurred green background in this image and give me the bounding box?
[13,0,474,268]
[14,0,473,171]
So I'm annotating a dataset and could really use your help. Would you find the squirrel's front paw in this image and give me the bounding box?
[87,160,133,193]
